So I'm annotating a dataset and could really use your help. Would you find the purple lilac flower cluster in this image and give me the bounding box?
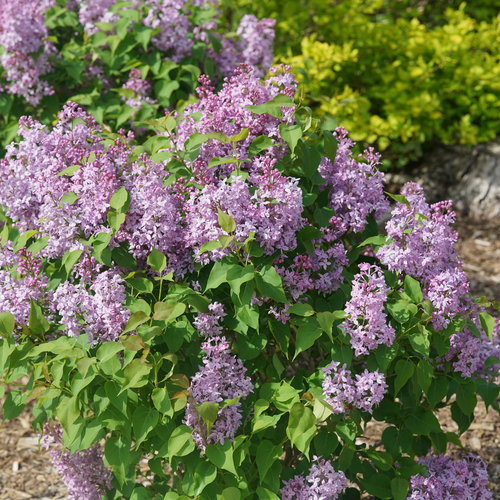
[184,336,253,449]
[184,161,304,263]
[378,182,467,329]
[377,182,499,378]
[341,263,395,356]
[121,68,157,110]
[171,65,297,177]
[318,128,389,234]
[0,245,49,325]
[322,361,387,414]
[407,453,492,499]
[214,15,275,77]
[51,268,130,342]
[193,301,226,337]
[78,0,119,34]
[276,228,347,301]
[0,103,121,258]
[281,457,348,500]
[0,0,56,105]
[41,422,112,500]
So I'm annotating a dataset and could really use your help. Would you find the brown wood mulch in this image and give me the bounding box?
[0,216,499,499]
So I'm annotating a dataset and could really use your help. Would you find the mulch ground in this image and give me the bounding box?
[1,215,499,499]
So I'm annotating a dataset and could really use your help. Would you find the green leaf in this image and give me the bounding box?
[3,390,25,419]
[147,248,167,273]
[255,265,287,303]
[294,317,322,359]
[153,301,186,322]
[386,192,411,208]
[409,325,430,357]
[126,278,154,294]
[416,359,433,394]
[256,440,282,482]
[357,235,389,248]
[122,311,149,334]
[197,401,219,433]
[230,128,249,142]
[387,300,417,324]
[456,382,477,415]
[61,249,83,274]
[248,135,274,157]
[404,275,423,303]
[286,403,316,456]
[256,488,280,500]
[394,359,414,395]
[121,359,151,391]
[406,407,440,435]
[60,191,79,205]
[107,211,126,232]
[152,387,173,415]
[206,261,235,291]
[478,312,495,340]
[56,165,80,177]
[0,312,15,337]
[218,208,236,233]
[29,300,50,334]
[287,303,314,316]
[246,94,295,119]
[168,425,195,458]
[132,406,159,446]
[206,440,237,476]
[392,477,409,500]
[110,187,130,212]
[279,124,302,153]
[222,487,241,500]
[323,133,338,160]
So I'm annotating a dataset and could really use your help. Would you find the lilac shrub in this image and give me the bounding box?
[0,72,498,499]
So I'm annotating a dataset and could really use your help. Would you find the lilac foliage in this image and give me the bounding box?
[41,422,112,500]
[281,457,348,500]
[341,263,395,356]
[408,453,492,499]
[318,128,389,234]
[78,0,118,34]
[0,0,55,105]
[184,336,253,449]
[322,361,387,414]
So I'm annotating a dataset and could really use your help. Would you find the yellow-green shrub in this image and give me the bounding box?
[222,1,500,165]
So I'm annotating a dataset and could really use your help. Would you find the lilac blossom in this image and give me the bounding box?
[170,65,297,177]
[408,453,492,499]
[184,336,253,449]
[193,301,226,337]
[0,246,49,325]
[281,457,348,500]
[276,228,347,301]
[116,155,191,275]
[341,263,395,356]
[318,128,389,234]
[51,269,129,342]
[214,15,275,77]
[78,0,118,34]
[0,103,121,258]
[322,361,387,414]
[0,0,56,105]
[184,163,303,263]
[41,422,112,500]
[121,68,157,110]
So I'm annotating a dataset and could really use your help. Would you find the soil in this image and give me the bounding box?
[0,215,499,499]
